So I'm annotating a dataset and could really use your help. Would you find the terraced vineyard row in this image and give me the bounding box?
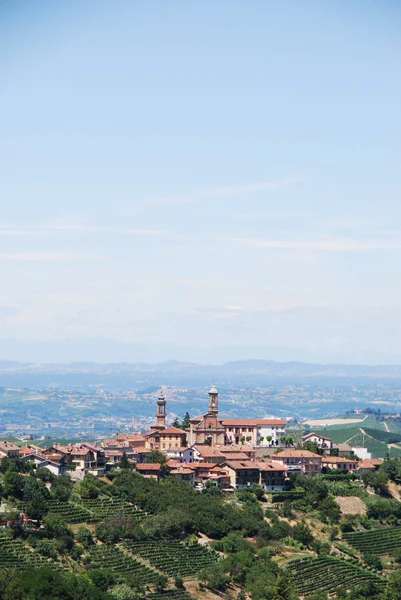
[123,540,217,578]
[85,544,160,584]
[342,526,401,554]
[146,591,194,600]
[79,498,147,521]
[0,532,55,570]
[286,556,384,596]
[19,497,147,524]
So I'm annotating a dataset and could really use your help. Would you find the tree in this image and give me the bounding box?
[181,412,191,430]
[154,573,168,592]
[293,522,314,547]
[76,526,93,547]
[199,564,229,591]
[43,513,72,539]
[144,450,166,464]
[110,584,139,600]
[36,467,55,483]
[120,450,130,470]
[25,493,48,520]
[259,436,265,445]
[172,417,181,428]
[51,474,73,502]
[3,472,25,499]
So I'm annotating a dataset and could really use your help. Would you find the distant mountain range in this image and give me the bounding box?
[1,359,401,390]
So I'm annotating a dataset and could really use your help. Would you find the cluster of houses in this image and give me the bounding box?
[0,386,384,491]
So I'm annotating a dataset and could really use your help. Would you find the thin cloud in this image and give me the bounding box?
[0,225,194,241]
[0,252,103,262]
[220,235,401,252]
[146,179,297,205]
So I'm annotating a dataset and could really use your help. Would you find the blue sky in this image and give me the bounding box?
[0,0,400,363]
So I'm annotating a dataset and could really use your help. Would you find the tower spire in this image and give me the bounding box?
[156,388,166,429]
[208,384,219,414]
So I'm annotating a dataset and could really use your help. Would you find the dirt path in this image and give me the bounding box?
[383,422,390,433]
[387,481,401,502]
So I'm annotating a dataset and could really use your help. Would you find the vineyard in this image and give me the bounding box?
[123,540,217,578]
[18,497,147,524]
[363,428,401,444]
[0,531,54,569]
[85,544,160,584]
[286,556,384,596]
[342,526,401,554]
[78,497,147,522]
[146,591,194,600]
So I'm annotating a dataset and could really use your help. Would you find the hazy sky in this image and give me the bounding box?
[1,0,401,363]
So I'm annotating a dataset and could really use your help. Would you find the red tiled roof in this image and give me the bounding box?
[136,463,162,471]
[322,456,356,464]
[221,452,249,460]
[170,467,195,474]
[274,449,321,458]
[193,445,225,457]
[358,458,383,469]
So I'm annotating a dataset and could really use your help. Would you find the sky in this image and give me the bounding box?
[0,0,401,364]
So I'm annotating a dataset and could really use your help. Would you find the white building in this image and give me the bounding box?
[221,419,286,446]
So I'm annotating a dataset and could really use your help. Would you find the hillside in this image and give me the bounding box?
[0,458,401,599]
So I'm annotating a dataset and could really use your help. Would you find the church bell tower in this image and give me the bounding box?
[156,389,166,429]
[208,384,219,414]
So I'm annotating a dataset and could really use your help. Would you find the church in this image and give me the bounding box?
[188,385,225,446]
[145,385,286,450]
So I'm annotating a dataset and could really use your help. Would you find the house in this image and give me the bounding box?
[321,456,358,472]
[222,419,286,446]
[169,465,196,485]
[222,460,287,491]
[115,433,147,449]
[21,453,66,476]
[0,441,20,458]
[258,462,287,491]
[52,443,106,475]
[301,432,333,450]
[135,463,162,479]
[272,449,322,474]
[216,445,256,460]
[357,458,383,474]
[332,443,354,456]
[188,445,226,465]
[145,427,187,453]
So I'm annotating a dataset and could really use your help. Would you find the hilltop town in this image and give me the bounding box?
[0,386,401,599]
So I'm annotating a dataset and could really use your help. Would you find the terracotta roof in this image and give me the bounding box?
[136,463,162,471]
[0,441,20,451]
[170,467,195,475]
[221,452,249,460]
[322,456,356,464]
[256,461,286,472]
[274,449,321,458]
[224,460,261,470]
[222,418,286,426]
[191,462,219,469]
[358,458,383,469]
[216,445,255,453]
[193,445,225,457]
[159,426,185,435]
